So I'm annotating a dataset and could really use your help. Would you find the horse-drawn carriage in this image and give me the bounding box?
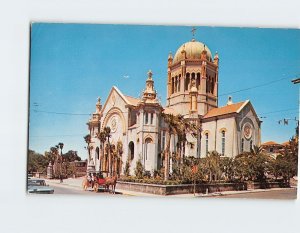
[82,175,117,194]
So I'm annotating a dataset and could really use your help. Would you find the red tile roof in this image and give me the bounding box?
[163,107,178,115]
[261,141,280,146]
[281,141,290,146]
[124,95,140,106]
[203,101,246,119]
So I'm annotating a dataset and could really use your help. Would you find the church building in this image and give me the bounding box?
[86,34,262,176]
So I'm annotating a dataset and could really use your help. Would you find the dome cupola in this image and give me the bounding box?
[173,39,212,64]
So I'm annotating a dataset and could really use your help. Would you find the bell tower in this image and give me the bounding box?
[166,32,219,116]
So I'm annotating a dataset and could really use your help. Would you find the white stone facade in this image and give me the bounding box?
[86,39,261,176]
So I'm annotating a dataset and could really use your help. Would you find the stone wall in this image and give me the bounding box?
[117,181,289,195]
[246,181,290,190]
[117,181,247,195]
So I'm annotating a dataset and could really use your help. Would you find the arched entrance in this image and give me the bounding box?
[128,141,134,160]
[143,137,153,170]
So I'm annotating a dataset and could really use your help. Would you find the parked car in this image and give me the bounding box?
[27,179,54,194]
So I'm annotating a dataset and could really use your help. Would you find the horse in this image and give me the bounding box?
[82,176,99,192]
[105,176,117,194]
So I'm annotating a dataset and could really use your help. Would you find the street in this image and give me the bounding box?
[211,188,297,199]
[49,185,123,196]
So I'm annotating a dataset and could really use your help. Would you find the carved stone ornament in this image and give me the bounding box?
[110,116,117,133]
[243,123,252,140]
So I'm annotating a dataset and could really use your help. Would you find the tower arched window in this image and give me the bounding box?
[205,133,209,156]
[128,141,134,160]
[178,75,181,92]
[221,131,225,156]
[150,113,154,125]
[196,73,200,89]
[144,112,148,124]
[171,77,174,94]
[185,73,190,91]
[96,147,100,160]
[250,140,253,151]
[144,138,153,161]
[174,76,178,93]
[191,72,195,82]
[161,131,166,151]
[241,138,244,152]
[206,77,210,93]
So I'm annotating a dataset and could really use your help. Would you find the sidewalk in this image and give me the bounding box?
[45,177,297,198]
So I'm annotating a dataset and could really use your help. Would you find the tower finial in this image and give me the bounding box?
[147,70,153,79]
[191,26,197,40]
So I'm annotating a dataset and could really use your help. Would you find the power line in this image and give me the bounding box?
[219,74,299,97]
[32,109,91,116]
[30,134,86,138]
[260,108,298,115]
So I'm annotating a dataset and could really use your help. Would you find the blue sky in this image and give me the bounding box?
[29,23,300,159]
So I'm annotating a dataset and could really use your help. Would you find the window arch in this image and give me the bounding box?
[96,147,100,160]
[221,131,225,156]
[171,77,174,94]
[185,73,190,91]
[241,138,244,152]
[144,138,153,161]
[128,141,134,160]
[174,76,178,93]
[196,73,200,89]
[205,133,209,156]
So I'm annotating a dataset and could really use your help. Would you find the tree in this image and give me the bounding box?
[96,131,106,172]
[161,113,182,181]
[28,149,48,174]
[124,157,131,177]
[278,137,298,181]
[84,134,92,160]
[134,158,144,179]
[161,113,200,181]
[103,127,112,177]
[50,146,59,177]
[220,157,235,181]
[58,142,64,177]
[203,151,221,182]
[62,150,81,162]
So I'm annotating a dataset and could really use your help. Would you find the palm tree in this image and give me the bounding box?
[161,113,200,181]
[250,145,263,156]
[58,142,64,178]
[116,140,123,177]
[161,113,181,181]
[84,134,92,160]
[103,126,112,177]
[50,146,59,177]
[96,131,106,172]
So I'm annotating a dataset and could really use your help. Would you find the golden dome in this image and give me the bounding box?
[173,39,212,64]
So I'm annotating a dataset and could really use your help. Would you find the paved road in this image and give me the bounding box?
[212,188,297,199]
[51,185,122,196]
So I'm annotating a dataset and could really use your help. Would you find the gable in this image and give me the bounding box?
[100,86,128,115]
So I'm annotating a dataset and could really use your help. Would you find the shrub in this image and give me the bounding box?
[134,158,144,179]
[124,157,130,177]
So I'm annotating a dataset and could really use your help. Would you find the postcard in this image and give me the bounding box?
[27,23,299,199]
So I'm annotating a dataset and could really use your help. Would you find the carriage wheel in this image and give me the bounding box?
[94,183,99,192]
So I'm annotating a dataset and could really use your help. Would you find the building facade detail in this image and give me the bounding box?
[86,36,261,176]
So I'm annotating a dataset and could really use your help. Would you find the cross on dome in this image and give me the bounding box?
[191,26,197,39]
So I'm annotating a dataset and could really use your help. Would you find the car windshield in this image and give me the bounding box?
[28,180,46,186]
